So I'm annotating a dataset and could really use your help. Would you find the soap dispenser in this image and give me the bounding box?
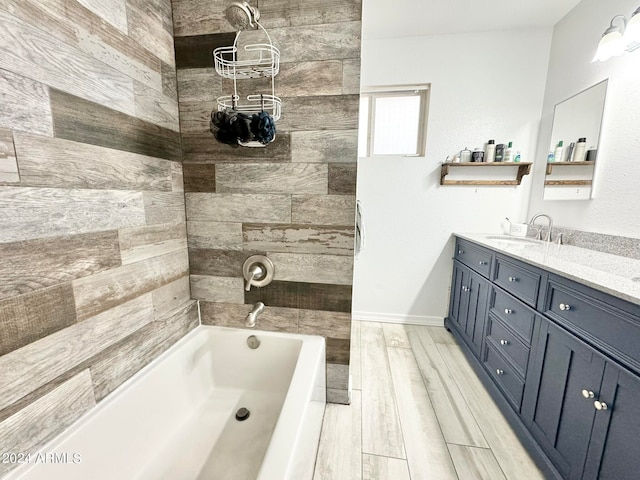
[485,140,496,163]
[553,140,564,162]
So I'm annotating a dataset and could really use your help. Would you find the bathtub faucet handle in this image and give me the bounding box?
[246,302,265,328]
[242,255,275,292]
[245,264,264,291]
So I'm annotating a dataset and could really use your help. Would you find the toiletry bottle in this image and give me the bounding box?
[514,151,521,163]
[504,141,514,162]
[566,142,575,162]
[485,139,496,163]
[460,147,471,163]
[495,143,505,162]
[553,140,564,162]
[547,151,555,163]
[573,137,587,162]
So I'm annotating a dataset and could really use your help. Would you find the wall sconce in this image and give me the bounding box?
[594,7,640,62]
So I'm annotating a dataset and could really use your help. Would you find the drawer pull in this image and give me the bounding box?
[594,400,608,411]
[496,369,504,375]
[504,308,512,315]
[581,389,595,399]
[500,339,509,346]
[462,286,469,292]
[508,276,518,282]
[559,303,572,311]
[458,250,464,255]
[479,261,487,266]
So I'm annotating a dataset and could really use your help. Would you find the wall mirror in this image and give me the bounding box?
[543,79,608,200]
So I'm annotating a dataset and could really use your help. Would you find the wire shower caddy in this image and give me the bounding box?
[213,22,282,126]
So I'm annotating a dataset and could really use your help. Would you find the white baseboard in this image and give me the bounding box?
[352,311,444,327]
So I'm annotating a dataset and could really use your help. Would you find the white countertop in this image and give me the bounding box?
[456,233,640,307]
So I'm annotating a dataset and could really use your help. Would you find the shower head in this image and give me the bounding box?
[224,1,260,31]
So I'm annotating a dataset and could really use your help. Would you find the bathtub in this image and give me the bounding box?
[5,326,326,480]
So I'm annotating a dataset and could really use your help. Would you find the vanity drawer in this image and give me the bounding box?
[493,256,541,307]
[490,288,536,344]
[455,239,492,277]
[485,314,530,377]
[544,275,640,371]
[484,344,525,410]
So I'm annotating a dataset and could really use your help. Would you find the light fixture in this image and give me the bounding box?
[594,7,640,62]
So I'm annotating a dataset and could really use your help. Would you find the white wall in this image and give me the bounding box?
[353,29,552,324]
[528,0,640,237]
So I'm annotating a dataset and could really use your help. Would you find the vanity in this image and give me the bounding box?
[445,233,640,480]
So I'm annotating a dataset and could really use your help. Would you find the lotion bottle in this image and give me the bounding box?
[553,140,564,162]
[573,137,587,162]
[485,139,496,163]
[504,141,514,162]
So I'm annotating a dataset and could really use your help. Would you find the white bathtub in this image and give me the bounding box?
[5,326,326,480]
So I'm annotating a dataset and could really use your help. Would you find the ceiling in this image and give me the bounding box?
[362,0,584,39]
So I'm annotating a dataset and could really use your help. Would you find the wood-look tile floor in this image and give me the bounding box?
[313,322,545,480]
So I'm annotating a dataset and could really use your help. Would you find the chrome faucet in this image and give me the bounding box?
[529,213,553,242]
[245,302,265,328]
[244,264,264,291]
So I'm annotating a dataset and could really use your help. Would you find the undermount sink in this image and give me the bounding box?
[485,235,541,245]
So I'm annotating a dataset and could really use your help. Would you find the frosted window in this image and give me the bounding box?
[358,96,369,158]
[372,96,421,155]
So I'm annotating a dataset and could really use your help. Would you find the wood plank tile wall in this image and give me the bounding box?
[173,0,362,404]
[0,1,195,475]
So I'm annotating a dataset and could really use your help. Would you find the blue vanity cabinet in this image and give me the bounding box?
[449,260,490,358]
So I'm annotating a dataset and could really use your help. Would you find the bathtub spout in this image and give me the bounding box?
[245,302,265,328]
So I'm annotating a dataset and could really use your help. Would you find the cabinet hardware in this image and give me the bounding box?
[594,400,608,411]
[458,250,464,255]
[496,369,504,375]
[508,276,518,282]
[504,308,512,314]
[479,261,487,265]
[462,286,469,292]
[581,389,595,399]
[500,339,509,346]
[559,303,572,311]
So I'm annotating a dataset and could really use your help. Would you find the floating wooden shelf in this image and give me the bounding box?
[440,162,532,186]
[544,180,593,186]
[545,161,595,175]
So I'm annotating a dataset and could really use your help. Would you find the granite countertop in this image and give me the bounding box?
[456,232,640,306]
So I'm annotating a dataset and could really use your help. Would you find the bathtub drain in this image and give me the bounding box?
[235,407,251,421]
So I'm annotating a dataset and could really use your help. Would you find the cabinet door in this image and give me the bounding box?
[522,320,606,480]
[449,262,471,333]
[583,363,640,480]
[462,270,490,357]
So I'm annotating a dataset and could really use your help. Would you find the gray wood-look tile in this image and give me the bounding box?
[216,163,328,194]
[190,274,244,304]
[188,248,263,277]
[407,326,489,448]
[436,343,544,479]
[0,69,52,136]
[326,388,350,405]
[0,231,121,300]
[118,222,187,265]
[151,276,191,318]
[200,301,299,333]
[382,323,412,348]
[329,163,357,194]
[183,163,216,192]
[275,60,343,97]
[182,132,292,164]
[292,195,356,226]
[313,389,362,480]
[342,58,361,95]
[428,326,458,345]
[0,10,136,116]
[363,454,411,480]
[161,61,178,100]
[0,294,153,412]
[0,370,96,478]
[187,221,243,250]
[171,162,184,192]
[350,319,361,390]
[268,252,353,285]
[291,130,358,163]
[387,346,458,480]
[327,363,350,390]
[360,322,405,459]
[278,95,360,132]
[0,128,19,183]
[76,0,128,33]
[447,444,507,480]
[133,80,180,131]
[178,100,216,134]
[143,192,186,225]
[171,0,230,37]
[13,132,174,191]
[126,0,174,66]
[299,309,351,339]
[186,193,291,223]
[259,0,362,29]
[0,283,77,356]
[0,186,146,243]
[176,68,219,102]
[72,249,189,321]
[90,300,198,402]
[243,224,354,255]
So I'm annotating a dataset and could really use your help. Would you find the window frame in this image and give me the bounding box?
[359,85,430,158]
